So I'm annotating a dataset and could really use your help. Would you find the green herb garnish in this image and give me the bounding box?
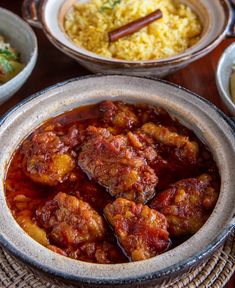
[0,49,17,60]
[100,0,121,12]
[0,56,14,74]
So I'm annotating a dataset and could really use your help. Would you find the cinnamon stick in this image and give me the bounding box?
[108,9,163,43]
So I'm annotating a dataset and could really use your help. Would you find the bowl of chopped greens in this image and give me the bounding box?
[0,8,37,104]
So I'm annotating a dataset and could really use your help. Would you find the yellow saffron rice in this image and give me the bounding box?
[64,0,202,61]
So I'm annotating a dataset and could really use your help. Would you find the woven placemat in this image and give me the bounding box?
[1,232,235,288]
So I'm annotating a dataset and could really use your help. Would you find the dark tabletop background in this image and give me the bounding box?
[0,1,234,287]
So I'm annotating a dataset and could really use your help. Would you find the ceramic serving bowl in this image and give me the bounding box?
[22,0,235,77]
[0,75,235,287]
[0,8,37,104]
[216,42,235,116]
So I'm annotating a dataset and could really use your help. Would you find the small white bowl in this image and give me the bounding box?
[0,8,37,104]
[216,42,235,116]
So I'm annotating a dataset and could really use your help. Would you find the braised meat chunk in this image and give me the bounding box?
[78,126,158,203]
[99,101,139,130]
[22,131,75,186]
[66,241,127,264]
[150,174,218,237]
[104,198,169,261]
[36,192,106,248]
[140,123,199,163]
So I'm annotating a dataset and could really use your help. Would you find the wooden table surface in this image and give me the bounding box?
[0,1,234,287]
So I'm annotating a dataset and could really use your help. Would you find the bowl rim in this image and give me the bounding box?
[39,0,231,67]
[0,7,38,92]
[0,74,235,285]
[216,41,235,116]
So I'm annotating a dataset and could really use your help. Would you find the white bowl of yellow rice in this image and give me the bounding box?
[23,0,234,77]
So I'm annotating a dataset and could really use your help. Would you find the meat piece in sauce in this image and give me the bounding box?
[22,131,75,186]
[99,101,139,130]
[150,174,218,237]
[36,192,106,248]
[104,198,170,261]
[66,241,127,264]
[140,123,199,164]
[78,126,158,203]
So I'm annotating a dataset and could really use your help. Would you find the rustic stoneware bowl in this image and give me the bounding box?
[216,42,235,116]
[0,75,235,287]
[22,0,235,77]
[0,8,37,104]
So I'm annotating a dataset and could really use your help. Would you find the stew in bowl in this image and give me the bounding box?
[5,100,220,264]
[0,75,234,286]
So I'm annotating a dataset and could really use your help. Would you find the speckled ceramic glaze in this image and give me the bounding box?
[216,42,235,116]
[0,75,234,287]
[0,8,37,104]
[22,0,235,77]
